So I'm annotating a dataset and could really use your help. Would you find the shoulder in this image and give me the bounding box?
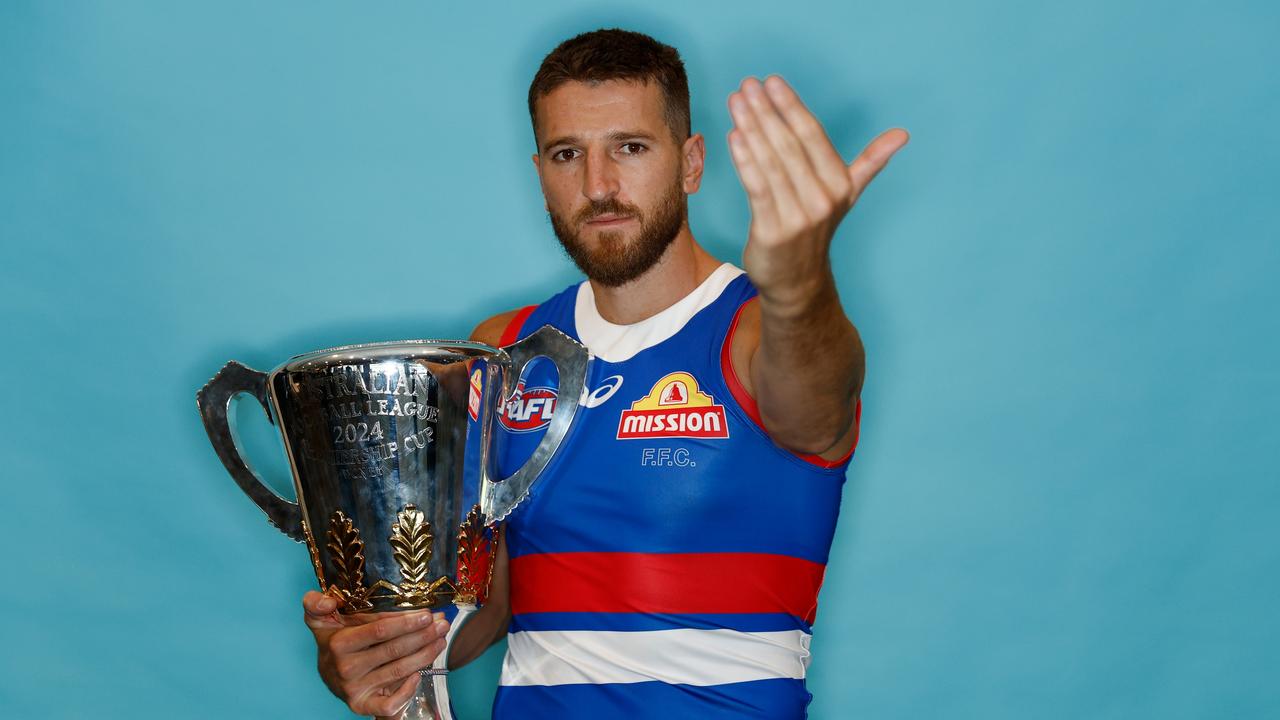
[728,296,761,395]
[470,308,529,346]
[470,279,584,346]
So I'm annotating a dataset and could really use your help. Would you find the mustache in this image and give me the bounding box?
[575,199,640,225]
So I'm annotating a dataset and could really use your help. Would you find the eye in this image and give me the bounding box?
[551,148,579,162]
[620,142,647,155]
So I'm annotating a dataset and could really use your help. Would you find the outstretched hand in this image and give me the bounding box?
[727,75,908,302]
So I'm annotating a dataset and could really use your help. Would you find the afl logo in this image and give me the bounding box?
[500,382,557,433]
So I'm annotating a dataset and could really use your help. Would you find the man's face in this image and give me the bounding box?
[532,79,700,287]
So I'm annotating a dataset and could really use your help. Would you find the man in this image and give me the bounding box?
[302,28,907,718]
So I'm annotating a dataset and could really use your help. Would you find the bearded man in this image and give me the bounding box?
[301,27,907,719]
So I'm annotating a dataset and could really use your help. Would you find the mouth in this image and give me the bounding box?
[585,214,635,226]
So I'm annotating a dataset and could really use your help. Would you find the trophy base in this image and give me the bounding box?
[387,603,476,720]
[388,674,449,720]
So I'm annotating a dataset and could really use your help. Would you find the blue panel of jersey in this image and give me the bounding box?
[491,274,851,566]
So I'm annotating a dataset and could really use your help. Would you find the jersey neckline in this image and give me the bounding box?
[574,262,745,363]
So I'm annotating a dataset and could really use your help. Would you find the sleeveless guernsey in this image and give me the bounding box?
[482,263,860,719]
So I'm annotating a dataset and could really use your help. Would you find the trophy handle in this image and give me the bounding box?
[435,602,478,718]
[197,361,305,542]
[480,325,589,524]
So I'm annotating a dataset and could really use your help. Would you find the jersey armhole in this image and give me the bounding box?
[719,298,861,469]
[499,305,538,346]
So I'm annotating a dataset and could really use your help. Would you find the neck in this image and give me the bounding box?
[588,224,723,325]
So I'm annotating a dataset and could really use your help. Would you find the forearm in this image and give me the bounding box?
[445,525,511,669]
[446,600,511,669]
[752,264,864,454]
[724,75,903,456]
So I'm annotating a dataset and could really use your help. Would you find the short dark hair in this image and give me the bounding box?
[528,28,691,144]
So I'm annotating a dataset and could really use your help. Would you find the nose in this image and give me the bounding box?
[582,150,619,202]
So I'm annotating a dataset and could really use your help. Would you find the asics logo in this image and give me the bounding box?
[582,374,624,409]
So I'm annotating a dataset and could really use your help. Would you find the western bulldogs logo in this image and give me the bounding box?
[467,368,483,421]
[500,381,557,433]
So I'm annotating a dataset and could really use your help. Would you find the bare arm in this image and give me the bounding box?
[726,75,907,457]
[444,308,524,667]
[445,525,512,668]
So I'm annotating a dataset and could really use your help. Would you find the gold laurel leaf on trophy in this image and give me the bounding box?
[389,504,434,589]
[326,510,372,611]
[455,504,490,605]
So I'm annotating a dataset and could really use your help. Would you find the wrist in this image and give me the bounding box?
[755,270,840,321]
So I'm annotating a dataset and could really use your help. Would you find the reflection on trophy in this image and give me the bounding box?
[197,325,588,719]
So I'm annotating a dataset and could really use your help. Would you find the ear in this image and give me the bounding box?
[681,132,706,194]
[531,153,548,211]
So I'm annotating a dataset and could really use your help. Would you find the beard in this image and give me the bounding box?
[549,178,686,288]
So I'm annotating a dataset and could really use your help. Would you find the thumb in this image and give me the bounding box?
[302,591,342,630]
[847,127,909,197]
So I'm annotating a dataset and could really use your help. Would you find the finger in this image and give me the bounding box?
[729,83,802,227]
[739,77,832,222]
[364,636,448,691]
[332,610,440,655]
[727,128,778,231]
[340,618,449,681]
[358,672,419,718]
[303,591,339,618]
[303,592,345,635]
[762,75,851,202]
[847,128,910,201]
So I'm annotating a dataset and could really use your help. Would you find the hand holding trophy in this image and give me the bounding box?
[301,591,450,717]
[197,326,588,719]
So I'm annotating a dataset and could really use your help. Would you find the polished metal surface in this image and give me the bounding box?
[197,360,304,541]
[196,325,588,719]
[481,325,589,523]
[270,339,492,612]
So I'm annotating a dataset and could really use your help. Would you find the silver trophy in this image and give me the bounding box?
[197,325,588,719]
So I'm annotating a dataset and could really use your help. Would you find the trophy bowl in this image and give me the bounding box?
[197,325,588,719]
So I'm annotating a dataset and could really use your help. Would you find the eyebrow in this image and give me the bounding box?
[540,130,659,155]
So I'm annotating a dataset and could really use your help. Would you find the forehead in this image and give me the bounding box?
[534,79,669,145]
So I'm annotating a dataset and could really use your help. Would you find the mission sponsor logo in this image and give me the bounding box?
[616,371,729,440]
[500,381,557,433]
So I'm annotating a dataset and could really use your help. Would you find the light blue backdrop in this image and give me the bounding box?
[2,1,1276,717]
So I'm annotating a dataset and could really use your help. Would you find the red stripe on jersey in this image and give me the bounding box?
[499,305,538,346]
[720,298,860,468]
[509,551,826,624]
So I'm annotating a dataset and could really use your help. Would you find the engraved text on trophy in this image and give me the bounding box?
[296,363,441,484]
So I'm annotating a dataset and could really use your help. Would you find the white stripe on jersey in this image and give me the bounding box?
[499,627,812,687]
[575,263,746,363]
